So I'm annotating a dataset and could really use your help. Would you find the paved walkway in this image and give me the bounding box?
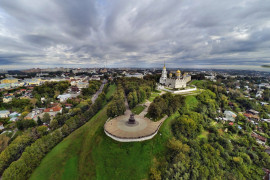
[91,79,107,103]
[104,96,167,140]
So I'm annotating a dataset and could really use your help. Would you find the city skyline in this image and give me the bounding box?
[0,0,270,71]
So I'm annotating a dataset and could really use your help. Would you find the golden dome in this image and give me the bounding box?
[176,70,181,73]
[163,66,166,69]
[169,73,172,75]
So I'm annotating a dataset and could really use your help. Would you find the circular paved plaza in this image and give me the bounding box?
[104,100,167,142]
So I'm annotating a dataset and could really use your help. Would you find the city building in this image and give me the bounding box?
[126,73,144,79]
[44,106,63,117]
[77,82,89,89]
[3,96,13,103]
[23,78,42,86]
[57,94,72,102]
[0,77,19,84]
[99,68,108,73]
[0,122,4,130]
[0,110,10,118]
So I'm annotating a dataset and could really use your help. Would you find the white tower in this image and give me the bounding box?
[159,62,167,84]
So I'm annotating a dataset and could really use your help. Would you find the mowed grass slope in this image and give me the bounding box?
[30,85,116,180]
[30,84,177,180]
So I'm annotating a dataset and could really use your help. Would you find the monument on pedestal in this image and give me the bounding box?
[125,113,138,126]
[128,113,136,124]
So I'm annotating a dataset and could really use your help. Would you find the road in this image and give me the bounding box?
[91,79,107,104]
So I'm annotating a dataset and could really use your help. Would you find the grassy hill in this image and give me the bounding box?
[30,85,177,180]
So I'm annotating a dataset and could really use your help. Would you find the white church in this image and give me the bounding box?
[159,63,191,89]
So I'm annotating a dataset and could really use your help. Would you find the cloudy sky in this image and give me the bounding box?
[0,0,270,70]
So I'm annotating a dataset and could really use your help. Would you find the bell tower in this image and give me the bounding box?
[159,61,167,84]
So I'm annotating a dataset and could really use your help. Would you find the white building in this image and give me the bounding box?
[205,75,216,81]
[159,64,191,89]
[223,110,237,122]
[126,73,144,79]
[77,82,89,89]
[0,122,4,130]
[90,75,101,81]
[0,110,10,118]
[3,96,12,103]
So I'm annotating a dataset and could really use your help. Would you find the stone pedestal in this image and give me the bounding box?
[128,114,136,124]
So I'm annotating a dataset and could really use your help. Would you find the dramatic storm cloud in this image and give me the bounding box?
[0,0,270,70]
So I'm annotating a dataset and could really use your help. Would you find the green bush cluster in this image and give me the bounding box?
[148,93,185,120]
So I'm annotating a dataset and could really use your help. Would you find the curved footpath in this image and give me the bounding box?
[104,98,167,142]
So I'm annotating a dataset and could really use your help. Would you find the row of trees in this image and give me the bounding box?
[0,132,36,174]
[2,129,63,179]
[127,88,149,109]
[1,83,109,179]
[107,85,126,118]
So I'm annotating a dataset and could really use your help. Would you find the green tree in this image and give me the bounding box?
[148,103,162,120]
[42,113,51,124]
[37,116,43,126]
[61,124,69,137]
[50,119,58,130]
[36,126,48,137]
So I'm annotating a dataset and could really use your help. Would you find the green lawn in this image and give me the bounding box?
[149,92,159,102]
[185,95,199,111]
[189,80,205,86]
[105,84,116,100]
[131,105,145,115]
[30,85,176,180]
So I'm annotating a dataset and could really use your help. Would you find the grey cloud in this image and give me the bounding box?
[0,0,270,69]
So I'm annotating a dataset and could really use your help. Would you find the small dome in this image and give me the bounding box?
[176,70,181,73]
[163,66,166,69]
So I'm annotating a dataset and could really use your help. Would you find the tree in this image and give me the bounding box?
[172,115,200,139]
[37,116,43,126]
[263,89,270,101]
[22,119,36,129]
[149,167,161,180]
[21,111,29,118]
[65,118,77,131]
[61,124,69,137]
[0,134,10,153]
[16,120,24,130]
[127,92,134,108]
[235,113,246,123]
[42,113,51,124]
[36,126,48,137]
[50,119,58,130]
[148,103,162,120]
